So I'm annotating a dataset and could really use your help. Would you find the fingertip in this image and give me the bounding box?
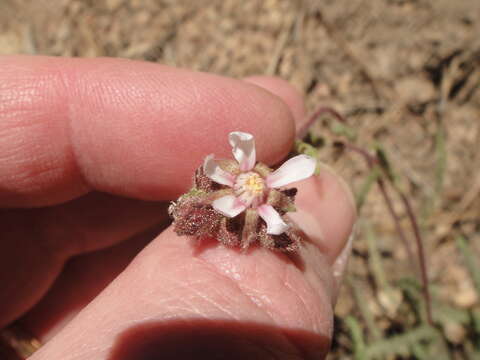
[288,162,357,265]
[243,76,306,130]
[0,57,297,206]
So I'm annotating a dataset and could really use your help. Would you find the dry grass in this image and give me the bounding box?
[1,0,479,358]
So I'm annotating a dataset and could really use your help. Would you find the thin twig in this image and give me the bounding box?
[399,192,433,325]
[340,142,417,271]
[298,106,348,139]
[341,142,376,166]
[347,142,432,324]
[377,179,417,270]
[300,106,433,325]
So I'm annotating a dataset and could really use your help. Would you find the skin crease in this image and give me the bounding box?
[0,56,356,359]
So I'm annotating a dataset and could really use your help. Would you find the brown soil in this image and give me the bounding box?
[1,0,479,358]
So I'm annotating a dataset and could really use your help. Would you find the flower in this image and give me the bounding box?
[204,132,316,235]
[169,131,317,251]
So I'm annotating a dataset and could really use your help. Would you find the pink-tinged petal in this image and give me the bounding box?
[228,132,256,171]
[212,195,247,218]
[258,204,289,235]
[266,155,316,188]
[203,155,235,187]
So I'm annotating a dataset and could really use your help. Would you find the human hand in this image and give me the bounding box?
[0,56,356,359]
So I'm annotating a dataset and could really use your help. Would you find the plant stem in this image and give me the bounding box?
[343,141,431,325]
[297,106,348,140]
[342,143,416,269]
[299,106,433,326]
[399,192,433,326]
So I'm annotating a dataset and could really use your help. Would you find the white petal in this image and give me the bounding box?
[229,132,256,171]
[258,204,289,235]
[212,195,247,218]
[266,155,316,188]
[203,155,235,187]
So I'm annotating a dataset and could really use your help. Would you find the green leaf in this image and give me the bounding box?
[374,145,397,185]
[456,235,480,294]
[356,166,382,211]
[365,325,440,359]
[331,122,357,141]
[345,316,368,360]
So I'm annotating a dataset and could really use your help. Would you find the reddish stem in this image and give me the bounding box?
[346,143,433,325]
[297,106,347,140]
[376,179,417,270]
[301,106,433,325]
[400,193,433,325]
[343,143,417,270]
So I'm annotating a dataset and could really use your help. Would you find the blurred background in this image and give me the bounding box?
[1,0,479,358]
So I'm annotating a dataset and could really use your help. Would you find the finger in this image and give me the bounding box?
[30,228,333,360]
[0,193,168,328]
[243,76,306,129]
[287,164,357,299]
[0,56,295,207]
[288,164,357,265]
[19,226,160,341]
[33,192,169,256]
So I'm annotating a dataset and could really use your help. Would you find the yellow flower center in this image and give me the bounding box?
[245,173,264,194]
[233,172,266,207]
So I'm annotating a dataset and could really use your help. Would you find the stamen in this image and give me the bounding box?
[234,172,266,206]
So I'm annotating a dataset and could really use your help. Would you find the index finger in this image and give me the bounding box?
[0,56,295,207]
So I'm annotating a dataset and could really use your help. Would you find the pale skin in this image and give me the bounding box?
[0,56,356,359]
